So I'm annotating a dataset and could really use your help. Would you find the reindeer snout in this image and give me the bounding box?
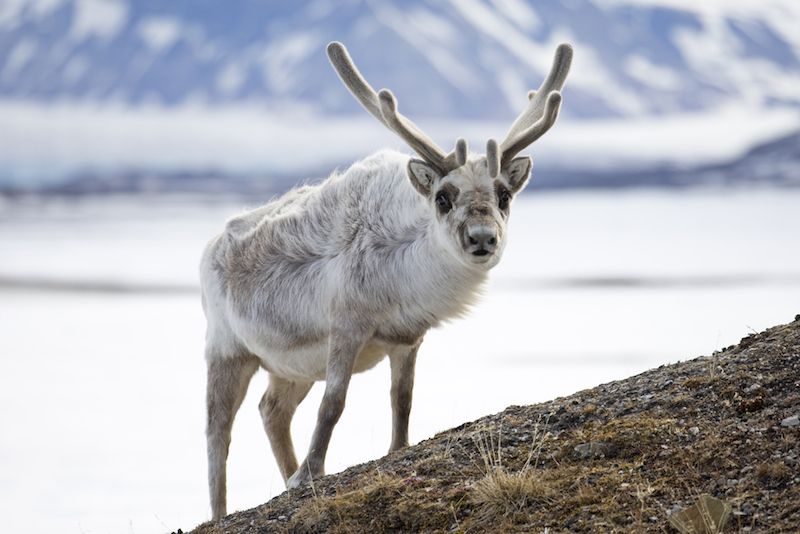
[463,225,497,257]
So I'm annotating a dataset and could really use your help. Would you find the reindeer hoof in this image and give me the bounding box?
[286,473,304,489]
[287,465,317,489]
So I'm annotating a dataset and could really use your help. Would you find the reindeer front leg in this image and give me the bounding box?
[388,342,420,452]
[287,324,369,488]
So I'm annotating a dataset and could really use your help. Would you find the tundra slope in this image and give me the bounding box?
[190,317,800,533]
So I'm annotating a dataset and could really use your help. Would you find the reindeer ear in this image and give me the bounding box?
[503,156,532,194]
[407,159,442,196]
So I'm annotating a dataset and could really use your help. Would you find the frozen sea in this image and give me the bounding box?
[1,189,799,533]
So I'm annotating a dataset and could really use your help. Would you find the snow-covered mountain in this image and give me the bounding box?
[3,0,800,119]
[1,0,800,187]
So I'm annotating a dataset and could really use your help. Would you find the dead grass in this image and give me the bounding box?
[755,461,791,488]
[288,471,461,533]
[573,416,678,460]
[470,467,555,522]
[682,375,717,389]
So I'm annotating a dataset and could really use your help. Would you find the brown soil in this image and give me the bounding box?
[188,316,800,533]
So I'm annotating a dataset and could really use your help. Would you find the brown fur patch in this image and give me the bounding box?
[437,183,460,203]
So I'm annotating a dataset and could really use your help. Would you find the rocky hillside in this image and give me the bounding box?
[188,317,800,533]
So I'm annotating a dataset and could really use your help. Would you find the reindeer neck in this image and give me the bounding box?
[391,212,489,323]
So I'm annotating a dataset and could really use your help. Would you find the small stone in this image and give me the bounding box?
[744,383,762,394]
[573,441,617,459]
[689,426,700,435]
[781,415,799,427]
[277,515,287,521]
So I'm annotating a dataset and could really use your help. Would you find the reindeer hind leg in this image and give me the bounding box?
[259,374,313,482]
[206,352,259,521]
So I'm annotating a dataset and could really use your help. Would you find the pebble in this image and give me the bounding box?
[744,383,762,394]
[781,415,799,427]
[689,426,700,435]
[573,441,617,459]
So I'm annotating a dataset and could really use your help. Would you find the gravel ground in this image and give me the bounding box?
[187,315,800,533]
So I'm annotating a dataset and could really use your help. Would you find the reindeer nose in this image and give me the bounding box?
[464,225,497,256]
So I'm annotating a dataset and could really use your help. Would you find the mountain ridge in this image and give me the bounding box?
[3,126,796,196]
[3,0,799,187]
[3,0,800,119]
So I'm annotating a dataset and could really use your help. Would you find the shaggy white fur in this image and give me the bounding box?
[200,40,572,521]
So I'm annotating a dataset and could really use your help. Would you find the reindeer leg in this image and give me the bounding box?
[388,342,420,452]
[259,375,313,482]
[206,353,259,521]
[287,326,368,488]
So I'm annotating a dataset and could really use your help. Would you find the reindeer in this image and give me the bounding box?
[200,40,572,520]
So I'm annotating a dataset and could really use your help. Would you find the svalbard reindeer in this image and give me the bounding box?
[200,41,572,520]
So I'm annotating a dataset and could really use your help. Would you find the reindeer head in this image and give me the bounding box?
[327,42,572,269]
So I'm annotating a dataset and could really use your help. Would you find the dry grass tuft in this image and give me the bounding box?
[582,402,598,415]
[575,416,677,460]
[288,470,459,533]
[683,376,717,390]
[470,467,554,521]
[469,415,553,525]
[755,461,791,487]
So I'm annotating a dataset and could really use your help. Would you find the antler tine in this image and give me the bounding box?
[455,138,468,167]
[326,41,384,125]
[499,43,573,166]
[327,41,457,174]
[378,90,449,172]
[499,92,562,167]
[486,139,499,178]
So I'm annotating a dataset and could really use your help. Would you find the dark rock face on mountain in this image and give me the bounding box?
[533,129,800,189]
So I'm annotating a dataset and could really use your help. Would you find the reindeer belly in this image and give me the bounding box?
[250,341,390,382]
[352,340,392,374]
[258,343,330,382]
[230,315,392,382]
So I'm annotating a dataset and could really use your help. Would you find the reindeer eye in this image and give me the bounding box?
[498,190,511,210]
[435,191,452,214]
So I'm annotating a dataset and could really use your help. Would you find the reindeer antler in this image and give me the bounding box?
[496,43,573,174]
[327,42,464,174]
[328,41,571,178]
